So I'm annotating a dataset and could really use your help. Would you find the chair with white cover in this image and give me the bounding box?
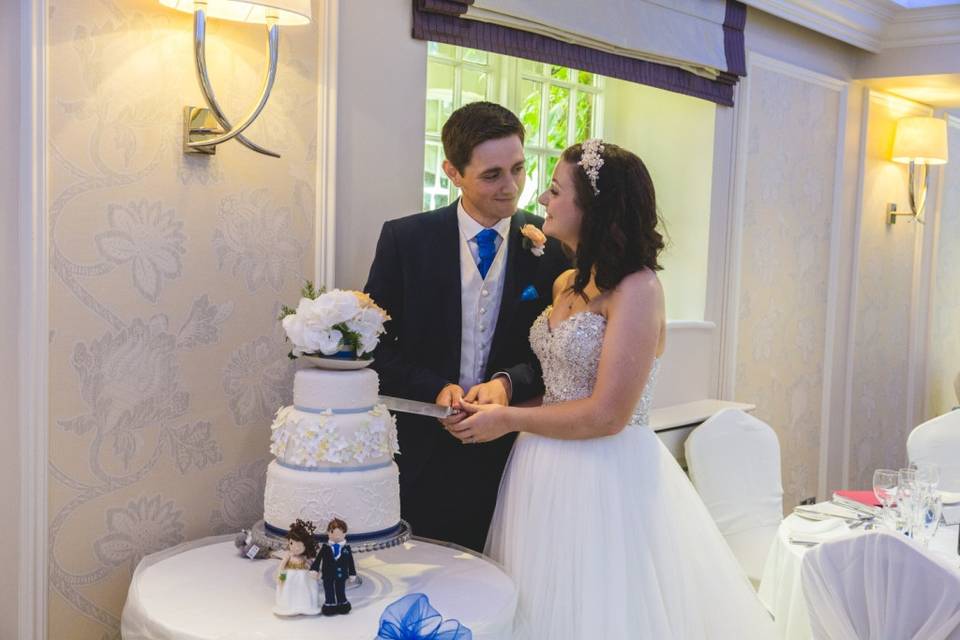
[907,410,960,492]
[684,408,783,585]
[801,532,960,640]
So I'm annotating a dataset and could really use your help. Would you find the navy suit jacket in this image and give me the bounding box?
[363,201,568,548]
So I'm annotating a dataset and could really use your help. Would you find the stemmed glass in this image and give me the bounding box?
[896,468,918,537]
[915,492,944,548]
[873,469,898,528]
[912,461,941,491]
[910,462,942,546]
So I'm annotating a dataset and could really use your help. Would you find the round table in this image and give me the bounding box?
[121,536,517,640]
[758,511,960,640]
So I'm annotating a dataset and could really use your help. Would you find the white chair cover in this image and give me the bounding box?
[908,411,960,492]
[684,408,783,583]
[801,532,960,640]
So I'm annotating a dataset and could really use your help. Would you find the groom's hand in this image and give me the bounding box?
[436,384,467,429]
[464,377,511,407]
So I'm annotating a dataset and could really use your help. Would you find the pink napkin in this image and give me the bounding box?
[835,490,881,507]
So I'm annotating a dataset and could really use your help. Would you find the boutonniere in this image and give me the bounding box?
[520,224,546,257]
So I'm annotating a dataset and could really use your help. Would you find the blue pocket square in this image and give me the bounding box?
[520,284,539,301]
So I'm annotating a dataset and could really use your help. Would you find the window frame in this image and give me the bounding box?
[424,44,604,215]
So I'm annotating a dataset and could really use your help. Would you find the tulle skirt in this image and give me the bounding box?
[485,426,776,639]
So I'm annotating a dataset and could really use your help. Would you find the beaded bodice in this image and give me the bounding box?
[530,307,660,429]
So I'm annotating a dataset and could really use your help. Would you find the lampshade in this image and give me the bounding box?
[892,116,948,165]
[159,0,311,26]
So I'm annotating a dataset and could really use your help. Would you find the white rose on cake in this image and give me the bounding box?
[313,289,361,326]
[279,282,390,360]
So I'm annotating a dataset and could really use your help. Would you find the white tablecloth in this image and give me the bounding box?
[121,536,517,640]
[758,511,960,640]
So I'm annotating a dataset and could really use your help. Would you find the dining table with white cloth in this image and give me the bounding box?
[758,507,960,640]
[121,535,517,640]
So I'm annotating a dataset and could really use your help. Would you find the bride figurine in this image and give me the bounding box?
[453,140,776,639]
[273,519,321,616]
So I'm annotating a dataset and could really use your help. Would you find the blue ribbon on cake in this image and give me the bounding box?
[376,593,472,640]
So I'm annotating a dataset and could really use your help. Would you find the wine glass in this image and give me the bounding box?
[896,468,919,537]
[915,492,944,548]
[873,469,898,528]
[912,461,941,491]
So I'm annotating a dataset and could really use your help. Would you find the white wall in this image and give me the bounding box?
[334,0,427,290]
[603,79,715,321]
[857,42,960,79]
[926,117,960,417]
[716,9,867,505]
[745,8,864,80]
[1,0,21,637]
[847,91,931,489]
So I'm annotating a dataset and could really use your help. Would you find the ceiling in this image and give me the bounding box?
[863,74,960,107]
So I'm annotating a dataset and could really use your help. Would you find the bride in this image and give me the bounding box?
[451,140,775,639]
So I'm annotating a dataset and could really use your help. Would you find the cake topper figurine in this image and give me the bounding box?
[273,519,321,616]
[311,518,357,615]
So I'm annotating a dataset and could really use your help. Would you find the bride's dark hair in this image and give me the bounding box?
[561,142,664,295]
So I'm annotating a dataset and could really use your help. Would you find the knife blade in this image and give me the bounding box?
[379,395,457,419]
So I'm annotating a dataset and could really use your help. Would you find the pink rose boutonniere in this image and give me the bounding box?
[520,224,546,257]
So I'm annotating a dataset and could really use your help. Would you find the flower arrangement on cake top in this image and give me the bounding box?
[280,281,390,359]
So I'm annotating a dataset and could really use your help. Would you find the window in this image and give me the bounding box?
[423,44,602,215]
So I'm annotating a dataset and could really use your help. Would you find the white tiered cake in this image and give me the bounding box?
[262,367,402,540]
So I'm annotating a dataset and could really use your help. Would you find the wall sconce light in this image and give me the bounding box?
[158,0,311,157]
[887,115,948,224]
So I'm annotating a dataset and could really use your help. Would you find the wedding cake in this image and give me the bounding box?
[260,285,404,543]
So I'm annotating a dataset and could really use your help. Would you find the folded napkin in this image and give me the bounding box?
[786,514,845,535]
[943,505,960,526]
[834,490,881,507]
[788,533,825,546]
[795,503,869,521]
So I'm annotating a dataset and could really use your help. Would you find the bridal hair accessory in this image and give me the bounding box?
[578,138,605,195]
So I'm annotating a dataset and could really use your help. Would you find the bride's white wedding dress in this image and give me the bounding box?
[485,308,775,639]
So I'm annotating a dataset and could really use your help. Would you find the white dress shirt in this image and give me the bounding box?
[457,200,511,391]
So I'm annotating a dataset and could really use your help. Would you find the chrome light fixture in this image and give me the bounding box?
[159,0,311,157]
[887,116,948,224]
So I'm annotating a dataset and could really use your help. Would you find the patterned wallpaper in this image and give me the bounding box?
[926,121,960,418]
[46,1,318,637]
[847,94,925,489]
[734,63,840,509]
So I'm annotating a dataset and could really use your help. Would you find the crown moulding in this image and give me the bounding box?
[743,0,960,52]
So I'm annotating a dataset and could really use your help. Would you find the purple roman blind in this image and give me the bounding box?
[412,0,747,107]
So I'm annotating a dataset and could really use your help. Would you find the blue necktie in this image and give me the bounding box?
[475,228,498,279]
[332,543,340,557]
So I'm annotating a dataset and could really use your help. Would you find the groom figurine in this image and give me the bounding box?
[365,102,568,551]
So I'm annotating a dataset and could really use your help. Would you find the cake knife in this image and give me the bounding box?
[379,395,457,419]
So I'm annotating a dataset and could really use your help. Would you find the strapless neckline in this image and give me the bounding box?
[530,307,660,429]
[545,305,606,334]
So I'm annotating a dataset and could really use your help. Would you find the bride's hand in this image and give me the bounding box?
[447,401,513,444]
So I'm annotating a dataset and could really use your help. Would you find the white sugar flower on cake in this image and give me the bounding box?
[279,281,390,359]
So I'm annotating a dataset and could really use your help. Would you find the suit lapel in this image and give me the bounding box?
[437,202,462,381]
[487,212,529,369]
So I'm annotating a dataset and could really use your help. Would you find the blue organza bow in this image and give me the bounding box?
[376,593,473,640]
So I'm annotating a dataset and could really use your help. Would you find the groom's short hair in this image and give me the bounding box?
[442,101,524,173]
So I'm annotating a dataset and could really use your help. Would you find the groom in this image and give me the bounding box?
[364,102,569,551]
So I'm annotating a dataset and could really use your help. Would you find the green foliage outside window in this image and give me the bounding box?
[424,45,602,215]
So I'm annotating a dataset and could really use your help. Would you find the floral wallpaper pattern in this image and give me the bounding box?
[926,123,960,418]
[735,64,840,509]
[847,96,923,489]
[47,1,317,637]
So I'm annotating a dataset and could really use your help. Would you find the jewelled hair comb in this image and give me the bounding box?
[578,138,605,195]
